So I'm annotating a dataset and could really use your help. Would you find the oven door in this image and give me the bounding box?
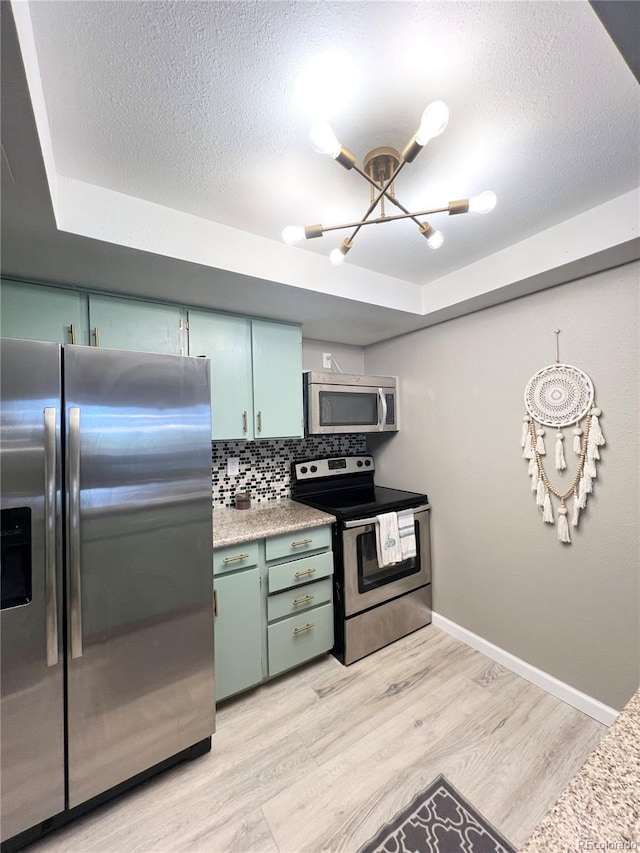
[307,383,397,434]
[341,507,431,617]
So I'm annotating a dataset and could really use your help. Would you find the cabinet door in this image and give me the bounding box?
[214,568,263,702]
[89,294,185,354]
[251,319,303,439]
[1,279,89,344]
[188,310,253,440]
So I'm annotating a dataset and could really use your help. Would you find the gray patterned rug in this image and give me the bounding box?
[358,775,516,853]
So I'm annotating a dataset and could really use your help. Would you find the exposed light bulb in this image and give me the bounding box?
[468,191,497,214]
[310,121,342,159]
[426,230,444,250]
[282,225,306,246]
[415,101,449,146]
[330,248,346,265]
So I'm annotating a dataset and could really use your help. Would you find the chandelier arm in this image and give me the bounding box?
[320,204,451,234]
[352,164,423,228]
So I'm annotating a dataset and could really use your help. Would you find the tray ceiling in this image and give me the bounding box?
[2,1,639,343]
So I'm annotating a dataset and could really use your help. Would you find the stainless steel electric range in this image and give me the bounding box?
[292,455,431,665]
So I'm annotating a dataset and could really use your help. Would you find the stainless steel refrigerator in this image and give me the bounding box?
[1,338,215,846]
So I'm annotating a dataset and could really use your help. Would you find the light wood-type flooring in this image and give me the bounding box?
[28,625,605,852]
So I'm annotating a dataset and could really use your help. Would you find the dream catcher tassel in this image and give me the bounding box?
[590,408,605,446]
[571,493,581,527]
[557,504,570,543]
[522,330,605,544]
[576,477,588,509]
[554,432,566,471]
[523,430,534,459]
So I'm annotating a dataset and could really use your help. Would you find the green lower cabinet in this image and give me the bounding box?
[213,527,334,700]
[214,568,263,702]
[1,279,89,344]
[267,602,334,678]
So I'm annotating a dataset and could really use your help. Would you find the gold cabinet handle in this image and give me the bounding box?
[69,323,76,345]
[214,589,218,618]
[93,327,100,347]
[294,568,316,579]
[242,411,248,433]
[257,411,262,433]
[292,594,314,606]
[222,552,250,564]
[292,538,313,547]
[293,622,315,636]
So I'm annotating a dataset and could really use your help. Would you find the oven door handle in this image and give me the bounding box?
[342,503,431,529]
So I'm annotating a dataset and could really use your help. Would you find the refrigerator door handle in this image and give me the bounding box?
[44,407,59,667]
[68,407,83,659]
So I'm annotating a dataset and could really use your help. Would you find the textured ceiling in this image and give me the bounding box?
[24,0,640,286]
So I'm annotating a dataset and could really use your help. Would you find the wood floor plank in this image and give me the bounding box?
[25,625,605,853]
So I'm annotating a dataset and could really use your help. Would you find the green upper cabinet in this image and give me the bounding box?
[252,319,303,440]
[0,279,89,345]
[189,311,303,441]
[88,294,186,354]
[188,310,253,441]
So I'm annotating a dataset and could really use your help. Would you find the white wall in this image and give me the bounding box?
[302,338,365,374]
[365,261,640,711]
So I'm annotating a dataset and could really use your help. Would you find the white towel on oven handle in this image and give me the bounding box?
[375,512,402,567]
[397,508,416,560]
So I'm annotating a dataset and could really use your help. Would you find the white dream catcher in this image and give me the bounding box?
[521,331,605,544]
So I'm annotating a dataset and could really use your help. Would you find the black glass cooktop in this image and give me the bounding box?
[295,485,427,521]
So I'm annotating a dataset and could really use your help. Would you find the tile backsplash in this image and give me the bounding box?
[212,435,366,507]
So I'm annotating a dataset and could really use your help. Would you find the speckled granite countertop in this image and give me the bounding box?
[212,499,336,548]
[520,686,640,851]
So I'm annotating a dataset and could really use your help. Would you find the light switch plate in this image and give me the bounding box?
[227,457,240,477]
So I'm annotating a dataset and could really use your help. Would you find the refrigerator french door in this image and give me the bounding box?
[1,339,215,844]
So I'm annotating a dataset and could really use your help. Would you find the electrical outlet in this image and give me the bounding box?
[227,457,240,477]
[322,352,332,369]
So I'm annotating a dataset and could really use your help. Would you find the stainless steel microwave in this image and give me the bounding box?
[304,371,398,434]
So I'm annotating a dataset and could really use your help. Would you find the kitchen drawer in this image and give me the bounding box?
[265,524,331,562]
[213,541,259,576]
[267,577,333,623]
[267,602,333,677]
[268,551,333,594]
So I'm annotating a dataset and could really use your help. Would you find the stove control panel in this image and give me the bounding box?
[293,455,374,481]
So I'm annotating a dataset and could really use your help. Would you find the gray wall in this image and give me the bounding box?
[303,338,365,374]
[365,261,639,711]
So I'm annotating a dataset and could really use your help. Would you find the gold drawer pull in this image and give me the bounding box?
[292,594,314,606]
[223,552,250,564]
[294,568,316,579]
[292,538,313,547]
[293,622,315,636]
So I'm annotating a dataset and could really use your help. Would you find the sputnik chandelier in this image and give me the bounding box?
[282,101,497,265]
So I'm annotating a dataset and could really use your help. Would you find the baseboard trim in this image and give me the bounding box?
[431,613,619,727]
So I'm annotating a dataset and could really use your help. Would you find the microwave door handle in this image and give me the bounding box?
[377,388,387,431]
